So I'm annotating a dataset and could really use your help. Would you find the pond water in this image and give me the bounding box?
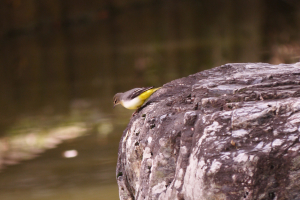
[0,0,299,199]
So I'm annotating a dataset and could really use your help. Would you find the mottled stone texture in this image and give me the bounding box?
[116,63,300,200]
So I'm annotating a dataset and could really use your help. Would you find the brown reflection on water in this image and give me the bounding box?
[0,0,300,199]
[0,126,121,200]
[0,123,86,169]
[1,184,119,200]
[0,102,128,199]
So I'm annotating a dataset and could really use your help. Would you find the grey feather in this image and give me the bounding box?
[124,87,154,100]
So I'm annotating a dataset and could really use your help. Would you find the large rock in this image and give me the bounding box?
[116,63,300,200]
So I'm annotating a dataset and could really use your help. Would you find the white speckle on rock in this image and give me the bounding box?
[184,156,207,198]
[158,138,167,147]
[292,101,300,112]
[185,111,197,116]
[263,126,272,132]
[232,105,277,128]
[205,136,217,143]
[262,143,272,153]
[147,159,152,167]
[184,111,197,125]
[215,84,246,94]
[160,160,168,166]
[252,77,263,84]
[232,129,249,138]
[219,111,233,120]
[284,124,297,133]
[233,153,248,163]
[201,98,209,106]
[273,129,279,136]
[162,150,171,159]
[160,114,168,122]
[143,147,152,160]
[174,179,182,189]
[220,152,231,160]
[181,146,188,154]
[152,181,167,194]
[288,112,300,124]
[127,133,132,146]
[289,144,300,152]
[123,130,129,143]
[232,174,237,182]
[203,121,222,137]
[272,139,283,147]
[174,168,184,189]
[288,134,298,141]
[202,116,206,124]
[253,141,264,150]
[208,82,217,87]
[245,64,257,69]
[178,168,184,178]
[215,141,227,151]
[148,137,152,145]
[249,155,255,162]
[208,160,222,175]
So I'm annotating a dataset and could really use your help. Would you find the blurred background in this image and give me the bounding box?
[0,0,299,199]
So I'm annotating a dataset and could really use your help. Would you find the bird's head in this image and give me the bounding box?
[113,93,122,107]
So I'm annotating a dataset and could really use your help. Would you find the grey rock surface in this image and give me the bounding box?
[116,63,300,200]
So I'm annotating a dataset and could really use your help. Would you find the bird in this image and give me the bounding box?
[113,87,161,110]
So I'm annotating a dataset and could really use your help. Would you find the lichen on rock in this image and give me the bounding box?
[117,62,300,200]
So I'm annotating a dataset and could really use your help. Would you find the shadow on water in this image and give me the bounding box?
[0,0,300,199]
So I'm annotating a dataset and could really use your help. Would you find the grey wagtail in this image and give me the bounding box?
[113,87,161,110]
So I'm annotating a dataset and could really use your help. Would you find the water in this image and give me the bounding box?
[0,0,299,199]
